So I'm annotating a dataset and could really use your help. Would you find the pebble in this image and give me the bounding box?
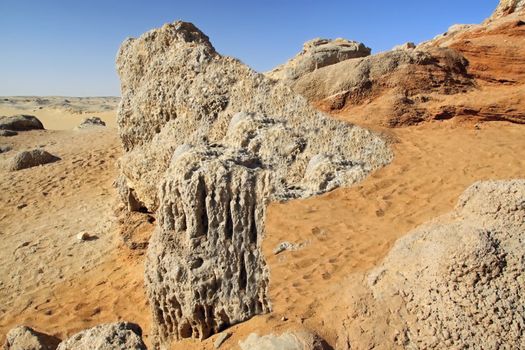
[76,231,90,241]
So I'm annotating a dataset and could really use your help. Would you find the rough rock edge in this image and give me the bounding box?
[116,20,392,347]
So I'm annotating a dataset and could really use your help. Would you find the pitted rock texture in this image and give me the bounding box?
[116,21,391,346]
[266,38,371,81]
[76,116,106,129]
[338,180,525,349]
[56,322,146,350]
[3,326,60,350]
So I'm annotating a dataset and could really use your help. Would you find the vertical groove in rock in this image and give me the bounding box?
[116,20,392,347]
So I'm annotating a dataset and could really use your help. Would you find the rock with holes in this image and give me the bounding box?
[266,37,371,81]
[3,325,61,350]
[116,21,392,346]
[0,115,44,131]
[338,180,525,349]
[8,149,60,171]
[56,322,146,350]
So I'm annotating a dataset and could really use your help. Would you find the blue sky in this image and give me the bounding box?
[0,0,497,96]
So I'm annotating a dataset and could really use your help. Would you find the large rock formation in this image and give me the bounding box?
[293,47,473,126]
[338,180,525,349]
[116,21,391,347]
[266,38,371,81]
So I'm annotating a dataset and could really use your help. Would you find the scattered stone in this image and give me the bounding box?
[0,130,18,137]
[116,20,391,346]
[239,331,329,350]
[273,241,295,255]
[8,149,60,171]
[3,325,61,350]
[0,145,12,153]
[281,316,288,321]
[0,115,44,131]
[17,203,27,209]
[214,332,231,349]
[56,322,146,350]
[76,117,106,129]
[76,231,90,241]
[267,37,371,81]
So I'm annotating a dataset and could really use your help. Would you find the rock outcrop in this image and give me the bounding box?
[3,326,60,350]
[491,0,525,19]
[56,322,146,350]
[338,180,525,349]
[0,115,44,131]
[116,21,391,346]
[76,116,106,129]
[266,38,371,81]
[293,47,473,126]
[8,149,60,171]
[239,331,329,350]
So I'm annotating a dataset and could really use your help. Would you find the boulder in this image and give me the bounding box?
[116,21,391,346]
[0,130,18,137]
[239,331,329,350]
[3,325,61,350]
[76,117,106,129]
[0,145,12,153]
[338,180,525,349]
[56,322,146,350]
[266,37,371,81]
[8,149,60,171]
[0,115,44,131]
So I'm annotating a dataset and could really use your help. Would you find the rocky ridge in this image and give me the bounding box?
[115,21,391,347]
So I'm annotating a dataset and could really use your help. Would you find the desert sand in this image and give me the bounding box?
[1,101,524,349]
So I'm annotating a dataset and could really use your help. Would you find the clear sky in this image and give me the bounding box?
[0,0,498,97]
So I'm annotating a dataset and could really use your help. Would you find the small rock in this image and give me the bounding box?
[0,130,18,137]
[281,316,288,321]
[214,332,231,349]
[9,149,60,171]
[0,145,13,153]
[17,203,28,209]
[3,325,61,350]
[76,117,106,129]
[76,231,90,241]
[56,322,146,350]
[0,115,44,131]
[392,42,416,51]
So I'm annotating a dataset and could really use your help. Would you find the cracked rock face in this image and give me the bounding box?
[491,0,525,19]
[339,180,525,349]
[116,21,391,347]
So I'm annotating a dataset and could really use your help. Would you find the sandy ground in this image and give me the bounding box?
[1,102,524,349]
[0,97,119,130]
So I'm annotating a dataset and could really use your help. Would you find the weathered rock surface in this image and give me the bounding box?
[76,116,106,129]
[491,0,525,19]
[116,21,391,346]
[266,38,371,81]
[392,42,416,51]
[3,325,60,350]
[338,180,525,349]
[0,130,18,137]
[8,149,60,171]
[0,145,12,153]
[239,331,329,350]
[293,47,473,126]
[56,322,146,350]
[0,115,44,131]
